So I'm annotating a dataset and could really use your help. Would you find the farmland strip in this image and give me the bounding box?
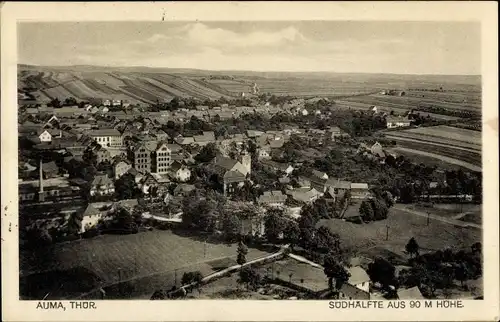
[390,147,481,172]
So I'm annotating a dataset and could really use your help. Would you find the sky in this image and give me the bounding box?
[18,21,481,75]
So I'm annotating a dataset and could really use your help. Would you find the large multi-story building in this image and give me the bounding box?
[128,140,157,173]
[88,129,123,147]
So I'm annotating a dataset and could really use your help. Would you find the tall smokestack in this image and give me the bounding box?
[39,158,45,202]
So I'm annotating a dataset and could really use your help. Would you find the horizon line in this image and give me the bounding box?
[18,63,481,77]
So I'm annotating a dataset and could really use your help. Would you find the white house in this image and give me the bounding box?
[90,175,115,197]
[80,204,104,233]
[38,130,52,142]
[386,116,411,129]
[347,266,371,293]
[257,146,272,160]
[169,161,191,182]
[88,129,123,147]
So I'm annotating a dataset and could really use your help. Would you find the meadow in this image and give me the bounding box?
[317,207,481,261]
[20,230,272,299]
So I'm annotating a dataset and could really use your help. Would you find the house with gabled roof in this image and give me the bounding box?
[174,135,195,146]
[397,286,425,300]
[258,190,287,208]
[210,153,251,196]
[350,182,370,199]
[169,161,191,182]
[90,174,115,198]
[88,128,123,147]
[193,131,216,146]
[113,159,132,180]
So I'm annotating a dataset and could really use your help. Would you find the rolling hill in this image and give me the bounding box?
[18,64,481,106]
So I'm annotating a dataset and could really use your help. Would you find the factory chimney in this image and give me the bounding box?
[38,158,45,202]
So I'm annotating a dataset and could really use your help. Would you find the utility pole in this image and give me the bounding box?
[117,268,122,296]
[385,225,389,241]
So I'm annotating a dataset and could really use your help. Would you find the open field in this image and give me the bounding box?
[345,93,481,112]
[387,147,482,172]
[406,203,481,220]
[384,125,482,169]
[20,230,272,299]
[317,207,481,260]
[404,125,481,146]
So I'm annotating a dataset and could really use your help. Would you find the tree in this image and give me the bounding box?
[323,254,350,297]
[367,258,396,289]
[313,226,341,254]
[359,200,374,222]
[381,191,394,208]
[67,213,82,236]
[370,198,389,221]
[221,213,242,242]
[471,242,482,254]
[114,173,140,200]
[405,237,420,258]
[194,143,217,163]
[237,240,248,265]
[454,263,470,289]
[150,290,166,300]
[264,208,286,243]
[298,211,316,249]
[283,220,300,249]
[181,189,218,232]
[238,266,261,291]
[48,98,62,108]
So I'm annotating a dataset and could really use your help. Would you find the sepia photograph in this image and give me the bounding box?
[16,19,485,301]
[2,2,498,322]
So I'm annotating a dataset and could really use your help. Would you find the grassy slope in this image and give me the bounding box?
[318,207,481,259]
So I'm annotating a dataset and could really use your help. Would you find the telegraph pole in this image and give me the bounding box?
[385,225,389,241]
[117,268,122,296]
[204,239,207,258]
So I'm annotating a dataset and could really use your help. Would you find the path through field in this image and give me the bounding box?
[389,147,482,172]
[393,204,481,229]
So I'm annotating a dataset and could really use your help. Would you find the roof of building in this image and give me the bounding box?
[397,286,425,300]
[287,187,321,203]
[175,136,195,145]
[150,173,171,184]
[169,160,185,172]
[326,178,351,190]
[351,183,369,190]
[386,116,411,123]
[311,170,328,179]
[40,161,59,174]
[247,130,265,138]
[91,174,113,186]
[82,203,101,218]
[339,282,370,300]
[347,266,370,285]
[214,154,238,171]
[328,126,342,133]
[258,190,287,204]
[269,139,285,149]
[223,170,246,183]
[174,183,196,195]
[193,131,216,143]
[88,129,121,137]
